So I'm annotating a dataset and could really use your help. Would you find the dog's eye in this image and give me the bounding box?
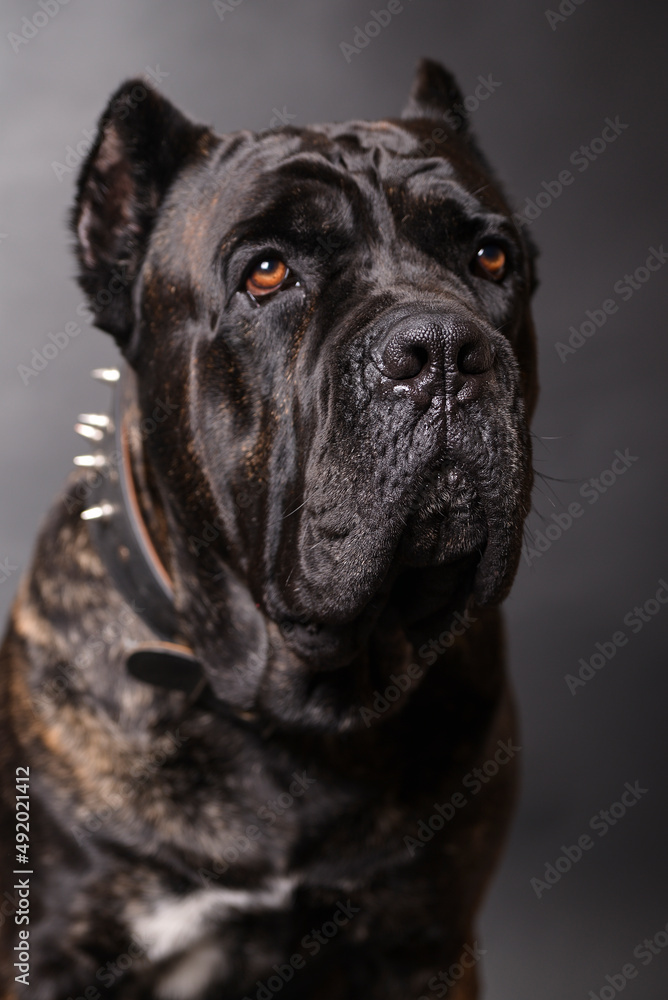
[245,258,289,297]
[474,243,507,281]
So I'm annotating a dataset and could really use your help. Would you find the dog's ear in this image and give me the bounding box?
[402,59,469,133]
[72,79,214,348]
[402,59,497,182]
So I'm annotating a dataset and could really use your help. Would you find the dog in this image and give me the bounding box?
[0,59,538,999]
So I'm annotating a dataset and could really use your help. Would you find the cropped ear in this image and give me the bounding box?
[72,79,214,347]
[402,58,469,133]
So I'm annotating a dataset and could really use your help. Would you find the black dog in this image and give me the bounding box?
[0,60,537,1000]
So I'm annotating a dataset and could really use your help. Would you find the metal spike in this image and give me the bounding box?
[90,368,120,382]
[74,423,104,442]
[80,503,115,521]
[77,413,112,429]
[73,454,107,468]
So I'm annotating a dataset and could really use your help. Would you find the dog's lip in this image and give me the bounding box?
[470,498,524,607]
[279,618,365,671]
[277,572,395,669]
[277,544,484,668]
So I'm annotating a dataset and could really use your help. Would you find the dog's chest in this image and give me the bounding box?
[127,877,298,996]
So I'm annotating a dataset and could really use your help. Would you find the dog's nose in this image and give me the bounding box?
[373,315,495,404]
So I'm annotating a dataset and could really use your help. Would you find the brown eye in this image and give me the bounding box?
[475,244,507,280]
[246,258,288,296]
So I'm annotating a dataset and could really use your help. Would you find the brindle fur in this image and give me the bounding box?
[0,60,537,999]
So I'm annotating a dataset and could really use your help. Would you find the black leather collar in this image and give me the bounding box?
[78,366,256,721]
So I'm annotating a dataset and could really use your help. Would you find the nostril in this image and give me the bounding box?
[381,340,430,380]
[404,345,429,378]
[457,339,495,376]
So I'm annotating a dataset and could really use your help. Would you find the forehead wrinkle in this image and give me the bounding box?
[399,158,456,181]
[271,141,477,217]
[212,125,496,259]
[272,144,429,243]
[311,118,433,156]
[272,151,373,199]
[304,120,513,216]
[209,125,479,238]
[228,156,389,252]
[224,179,355,248]
[403,173,485,214]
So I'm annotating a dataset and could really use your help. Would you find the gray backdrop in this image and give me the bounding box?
[1,1,667,997]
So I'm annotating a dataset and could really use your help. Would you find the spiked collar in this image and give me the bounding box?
[76,366,255,720]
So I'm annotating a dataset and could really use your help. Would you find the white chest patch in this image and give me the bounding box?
[130,876,297,964]
[155,941,228,1000]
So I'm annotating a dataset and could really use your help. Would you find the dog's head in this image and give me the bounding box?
[73,60,538,729]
